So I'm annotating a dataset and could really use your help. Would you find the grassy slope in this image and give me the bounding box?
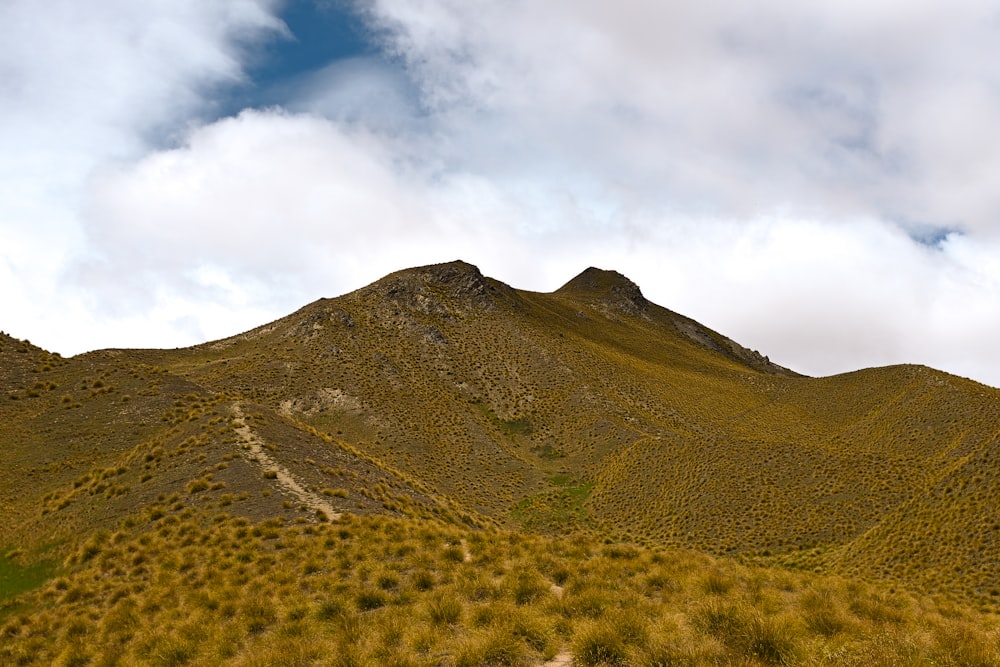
[3,509,999,666]
[0,335,469,558]
[2,260,1000,623]
[139,261,999,604]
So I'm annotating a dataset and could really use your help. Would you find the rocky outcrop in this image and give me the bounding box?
[352,260,518,319]
[555,266,649,316]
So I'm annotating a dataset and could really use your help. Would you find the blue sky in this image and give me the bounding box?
[258,1,371,78]
[2,0,1000,387]
[236,1,373,111]
[152,1,381,138]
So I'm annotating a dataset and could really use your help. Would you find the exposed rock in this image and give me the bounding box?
[556,266,649,316]
[279,387,363,417]
[351,260,517,325]
[672,315,798,376]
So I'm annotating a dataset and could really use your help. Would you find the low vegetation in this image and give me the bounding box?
[3,509,999,666]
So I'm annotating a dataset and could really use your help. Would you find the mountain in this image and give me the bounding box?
[2,259,999,610]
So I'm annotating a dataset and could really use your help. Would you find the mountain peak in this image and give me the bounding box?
[413,259,486,289]
[385,260,491,298]
[353,260,511,316]
[555,266,648,314]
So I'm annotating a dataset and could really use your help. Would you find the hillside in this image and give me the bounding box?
[6,508,1000,666]
[2,260,1000,632]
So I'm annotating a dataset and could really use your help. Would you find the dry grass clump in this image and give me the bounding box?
[3,508,1000,666]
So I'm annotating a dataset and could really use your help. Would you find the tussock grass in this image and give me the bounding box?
[3,508,999,666]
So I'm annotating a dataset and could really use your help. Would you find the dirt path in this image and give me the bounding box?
[459,538,473,563]
[231,403,341,521]
[542,649,572,667]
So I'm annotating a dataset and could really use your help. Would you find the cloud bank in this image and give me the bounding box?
[2,0,1000,387]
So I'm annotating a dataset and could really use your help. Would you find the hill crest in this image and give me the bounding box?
[556,266,648,314]
[349,259,518,316]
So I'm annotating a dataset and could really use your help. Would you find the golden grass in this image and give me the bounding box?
[4,260,1000,623]
[3,509,999,666]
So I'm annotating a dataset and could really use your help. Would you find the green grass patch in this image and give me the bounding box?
[473,401,533,437]
[532,443,565,459]
[0,550,56,607]
[511,481,594,532]
[499,416,533,436]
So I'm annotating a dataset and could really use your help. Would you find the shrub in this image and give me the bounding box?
[692,600,796,665]
[412,570,435,592]
[442,544,466,563]
[508,571,548,605]
[139,632,196,667]
[849,593,907,624]
[573,623,628,666]
[356,589,387,611]
[800,589,849,637]
[508,608,552,653]
[377,572,400,591]
[316,598,346,621]
[428,593,463,626]
[701,569,734,595]
[455,628,528,667]
[241,598,277,634]
[186,478,210,494]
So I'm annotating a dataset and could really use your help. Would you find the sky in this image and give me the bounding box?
[2,0,1000,388]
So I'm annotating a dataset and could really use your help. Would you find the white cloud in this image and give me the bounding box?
[0,0,283,352]
[80,110,429,299]
[367,0,1000,233]
[72,109,537,340]
[642,219,1000,381]
[2,0,1000,389]
[285,56,421,131]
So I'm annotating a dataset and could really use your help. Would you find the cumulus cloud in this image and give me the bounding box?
[80,110,443,304]
[1,0,283,157]
[0,0,282,350]
[2,0,1000,388]
[638,220,1000,382]
[366,0,1000,234]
